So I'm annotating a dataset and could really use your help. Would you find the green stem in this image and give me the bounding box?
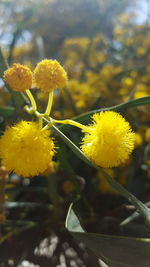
[25,89,37,111]
[52,125,150,227]
[120,201,150,227]
[38,115,43,129]
[0,220,36,245]
[51,118,89,132]
[45,91,54,116]
[100,168,150,226]
[47,174,59,207]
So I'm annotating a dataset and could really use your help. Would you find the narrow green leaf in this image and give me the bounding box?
[4,201,52,209]
[52,125,94,168]
[120,201,150,227]
[0,106,15,117]
[53,125,150,225]
[60,96,150,130]
[0,47,8,78]
[100,169,150,226]
[66,204,150,267]
[0,220,36,245]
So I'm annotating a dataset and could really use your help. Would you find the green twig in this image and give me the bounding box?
[0,220,36,245]
[120,201,150,227]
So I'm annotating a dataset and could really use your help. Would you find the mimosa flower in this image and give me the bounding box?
[3,63,33,92]
[81,111,135,168]
[0,121,55,177]
[34,59,68,92]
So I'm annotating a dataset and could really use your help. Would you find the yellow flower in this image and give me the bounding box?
[0,121,55,177]
[134,133,143,148]
[118,13,131,24]
[136,47,146,56]
[130,71,137,78]
[133,91,148,99]
[145,128,150,142]
[34,59,68,92]
[3,63,33,92]
[81,111,135,168]
[121,77,134,87]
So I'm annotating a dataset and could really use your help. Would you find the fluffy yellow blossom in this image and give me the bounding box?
[136,83,147,91]
[34,59,68,92]
[0,121,55,177]
[121,77,134,87]
[63,37,90,53]
[118,13,131,24]
[81,111,135,168]
[136,47,146,56]
[113,26,125,37]
[133,91,148,99]
[12,43,32,59]
[4,63,32,92]
[145,128,150,142]
[130,71,138,78]
[134,133,143,148]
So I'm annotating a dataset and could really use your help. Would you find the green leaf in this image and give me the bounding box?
[52,125,94,168]
[0,219,36,245]
[0,47,8,78]
[66,204,150,267]
[120,201,150,227]
[60,96,150,129]
[53,125,150,225]
[0,106,15,117]
[4,201,51,209]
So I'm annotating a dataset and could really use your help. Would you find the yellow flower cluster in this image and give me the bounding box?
[0,121,55,177]
[4,59,67,93]
[46,19,149,118]
[81,111,135,168]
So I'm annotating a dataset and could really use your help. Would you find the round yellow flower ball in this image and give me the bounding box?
[4,63,33,92]
[34,59,68,92]
[0,121,55,177]
[81,111,135,168]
